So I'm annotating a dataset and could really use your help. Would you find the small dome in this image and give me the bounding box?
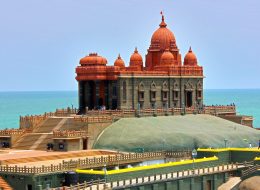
[184,47,198,66]
[160,50,175,65]
[151,15,176,50]
[80,53,107,66]
[130,47,143,67]
[114,54,125,68]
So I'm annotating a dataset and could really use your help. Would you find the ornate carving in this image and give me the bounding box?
[184,82,194,91]
[138,82,145,92]
[151,81,156,91]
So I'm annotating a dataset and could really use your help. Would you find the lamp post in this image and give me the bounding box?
[224,139,228,148]
[192,149,197,174]
[162,139,166,151]
[181,102,185,115]
[165,102,169,116]
[104,163,107,187]
[137,103,141,117]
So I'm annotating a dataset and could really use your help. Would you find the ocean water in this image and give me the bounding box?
[0,89,259,129]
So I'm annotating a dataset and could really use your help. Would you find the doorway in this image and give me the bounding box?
[83,138,88,150]
[206,180,212,190]
[112,99,117,110]
[27,184,32,190]
[98,98,104,108]
[185,91,192,107]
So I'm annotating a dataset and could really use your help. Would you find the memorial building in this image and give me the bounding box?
[76,14,204,113]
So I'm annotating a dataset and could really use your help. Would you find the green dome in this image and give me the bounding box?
[93,115,260,152]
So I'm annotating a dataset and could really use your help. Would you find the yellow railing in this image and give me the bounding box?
[198,148,260,152]
[76,156,218,175]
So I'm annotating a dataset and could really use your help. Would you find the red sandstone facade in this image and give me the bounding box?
[76,14,204,112]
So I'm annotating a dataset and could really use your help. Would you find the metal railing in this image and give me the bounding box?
[63,164,238,190]
[0,151,191,174]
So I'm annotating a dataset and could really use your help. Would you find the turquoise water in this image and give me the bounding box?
[0,89,259,129]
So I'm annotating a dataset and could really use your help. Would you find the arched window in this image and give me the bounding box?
[123,81,127,101]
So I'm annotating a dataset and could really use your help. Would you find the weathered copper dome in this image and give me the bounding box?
[80,53,107,66]
[114,54,125,69]
[184,47,198,66]
[150,15,176,50]
[160,50,175,66]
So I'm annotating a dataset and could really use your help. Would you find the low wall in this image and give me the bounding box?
[0,172,64,190]
[197,148,260,163]
[219,115,253,128]
[76,157,219,182]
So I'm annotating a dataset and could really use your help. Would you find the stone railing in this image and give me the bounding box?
[61,151,191,170]
[204,105,236,115]
[20,115,47,129]
[53,130,89,138]
[18,105,236,129]
[55,108,79,116]
[0,129,30,136]
[0,151,191,174]
[73,116,113,123]
[241,164,259,178]
[64,164,238,190]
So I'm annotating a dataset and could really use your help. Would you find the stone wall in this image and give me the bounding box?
[219,115,253,128]
[118,76,203,110]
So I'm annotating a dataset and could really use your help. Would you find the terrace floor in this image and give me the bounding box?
[0,149,116,167]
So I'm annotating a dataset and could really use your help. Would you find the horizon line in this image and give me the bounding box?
[1,88,260,93]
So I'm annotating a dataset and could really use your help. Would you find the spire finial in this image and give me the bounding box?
[118,53,121,59]
[134,47,138,53]
[159,11,167,27]
[189,46,192,52]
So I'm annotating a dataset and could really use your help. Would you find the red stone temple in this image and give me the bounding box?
[76,14,203,113]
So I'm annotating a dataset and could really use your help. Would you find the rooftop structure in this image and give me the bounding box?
[76,14,203,113]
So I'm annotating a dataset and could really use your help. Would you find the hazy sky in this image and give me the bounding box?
[0,0,259,91]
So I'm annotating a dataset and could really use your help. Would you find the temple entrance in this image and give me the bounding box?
[112,99,117,110]
[185,91,192,107]
[98,98,104,107]
[27,184,32,190]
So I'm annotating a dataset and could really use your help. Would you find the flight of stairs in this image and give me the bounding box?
[12,118,68,150]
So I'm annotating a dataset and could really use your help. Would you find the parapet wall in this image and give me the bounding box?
[219,115,253,128]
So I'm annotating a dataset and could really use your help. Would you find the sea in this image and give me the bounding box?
[0,89,259,129]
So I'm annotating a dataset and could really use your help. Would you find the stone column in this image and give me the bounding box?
[105,80,109,109]
[190,178,195,190]
[78,81,85,113]
[95,81,100,108]
[131,74,135,109]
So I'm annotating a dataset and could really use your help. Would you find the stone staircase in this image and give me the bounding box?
[12,118,68,150]
[12,117,102,150]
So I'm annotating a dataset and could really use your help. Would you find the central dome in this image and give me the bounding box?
[151,15,176,50]
[160,50,175,66]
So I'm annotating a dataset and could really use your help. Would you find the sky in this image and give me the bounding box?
[0,0,259,91]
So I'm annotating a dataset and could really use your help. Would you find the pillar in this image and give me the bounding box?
[201,176,206,190]
[166,181,172,190]
[178,180,184,190]
[213,174,218,190]
[190,178,195,190]
[152,184,159,190]
[95,81,100,108]
[78,81,85,113]
[105,80,109,109]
